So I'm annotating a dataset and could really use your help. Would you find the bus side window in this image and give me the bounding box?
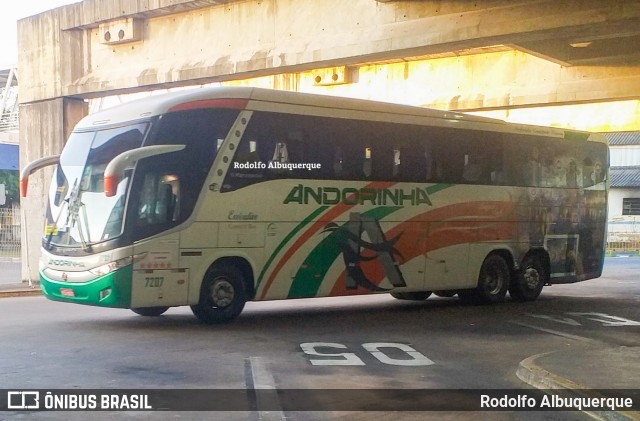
[371,145,395,180]
[341,143,365,180]
[397,144,427,182]
[332,146,344,177]
[137,172,180,226]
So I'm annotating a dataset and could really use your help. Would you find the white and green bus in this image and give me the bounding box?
[21,87,608,323]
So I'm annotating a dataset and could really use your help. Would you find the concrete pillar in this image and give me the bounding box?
[19,98,88,283]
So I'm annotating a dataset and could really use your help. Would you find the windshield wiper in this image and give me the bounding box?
[66,179,92,251]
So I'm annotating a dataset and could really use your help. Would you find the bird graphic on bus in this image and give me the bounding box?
[321,212,406,291]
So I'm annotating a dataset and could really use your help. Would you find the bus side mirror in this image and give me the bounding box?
[103,145,185,197]
[20,155,61,197]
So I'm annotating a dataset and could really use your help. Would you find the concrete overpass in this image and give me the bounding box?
[17,0,640,281]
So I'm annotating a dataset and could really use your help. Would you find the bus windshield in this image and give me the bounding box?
[45,123,148,248]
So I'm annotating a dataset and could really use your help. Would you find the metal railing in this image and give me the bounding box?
[0,206,21,284]
[606,232,640,255]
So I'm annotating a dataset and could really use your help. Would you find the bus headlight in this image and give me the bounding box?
[89,256,132,276]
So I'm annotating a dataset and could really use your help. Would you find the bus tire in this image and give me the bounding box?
[131,306,169,317]
[391,291,432,300]
[509,255,546,302]
[191,265,247,324]
[460,254,510,304]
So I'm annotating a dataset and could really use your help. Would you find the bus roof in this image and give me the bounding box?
[75,86,606,144]
[76,86,493,127]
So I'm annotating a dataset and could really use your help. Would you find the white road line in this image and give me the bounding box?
[511,321,603,345]
[247,356,286,421]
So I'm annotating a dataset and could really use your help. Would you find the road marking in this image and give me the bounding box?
[526,312,640,327]
[245,357,285,421]
[511,322,603,345]
[565,312,640,327]
[300,342,434,366]
[526,313,581,326]
[362,343,435,366]
[300,342,365,366]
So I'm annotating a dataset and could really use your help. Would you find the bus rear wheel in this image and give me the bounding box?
[391,291,432,300]
[131,306,169,317]
[191,265,247,324]
[459,254,510,304]
[509,255,546,302]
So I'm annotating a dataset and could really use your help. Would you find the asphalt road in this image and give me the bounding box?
[0,257,638,421]
[0,259,20,285]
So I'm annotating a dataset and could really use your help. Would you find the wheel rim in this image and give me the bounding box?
[484,263,504,295]
[523,266,540,290]
[209,277,235,308]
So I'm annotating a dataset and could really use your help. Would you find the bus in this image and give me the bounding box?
[21,87,609,323]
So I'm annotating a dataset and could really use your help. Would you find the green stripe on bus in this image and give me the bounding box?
[287,206,402,299]
[426,183,452,195]
[256,206,329,289]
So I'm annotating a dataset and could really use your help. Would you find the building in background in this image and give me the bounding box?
[0,68,18,132]
[605,132,640,250]
[0,68,20,254]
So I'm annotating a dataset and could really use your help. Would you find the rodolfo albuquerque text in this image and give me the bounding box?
[234,161,321,171]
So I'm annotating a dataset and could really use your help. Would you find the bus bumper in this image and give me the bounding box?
[40,265,133,308]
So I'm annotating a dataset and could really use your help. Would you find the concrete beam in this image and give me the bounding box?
[17,0,640,104]
[514,35,640,67]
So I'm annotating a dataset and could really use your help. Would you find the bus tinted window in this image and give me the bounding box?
[224,112,440,190]
[223,111,604,191]
[504,135,607,188]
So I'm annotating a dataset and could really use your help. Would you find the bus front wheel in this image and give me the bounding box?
[131,306,169,317]
[509,255,546,302]
[459,254,510,304]
[191,265,247,324]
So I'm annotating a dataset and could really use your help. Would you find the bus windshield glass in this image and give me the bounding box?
[45,123,148,248]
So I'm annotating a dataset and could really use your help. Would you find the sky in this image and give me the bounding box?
[0,0,80,69]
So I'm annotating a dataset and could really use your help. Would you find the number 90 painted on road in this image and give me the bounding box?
[300,342,434,366]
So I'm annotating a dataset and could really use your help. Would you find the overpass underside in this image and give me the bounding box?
[16,0,640,281]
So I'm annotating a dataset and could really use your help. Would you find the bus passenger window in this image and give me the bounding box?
[393,149,400,178]
[375,146,396,180]
[137,173,180,226]
[396,145,425,182]
[463,154,482,183]
[272,142,289,163]
[340,143,365,180]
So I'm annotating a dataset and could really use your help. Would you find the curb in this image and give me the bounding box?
[0,287,42,298]
[517,352,640,421]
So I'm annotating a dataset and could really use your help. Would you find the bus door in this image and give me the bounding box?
[129,171,189,307]
[131,233,189,308]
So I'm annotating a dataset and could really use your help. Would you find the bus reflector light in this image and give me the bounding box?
[60,288,75,297]
[99,288,112,301]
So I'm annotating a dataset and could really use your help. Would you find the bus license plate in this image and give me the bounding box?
[60,288,75,297]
